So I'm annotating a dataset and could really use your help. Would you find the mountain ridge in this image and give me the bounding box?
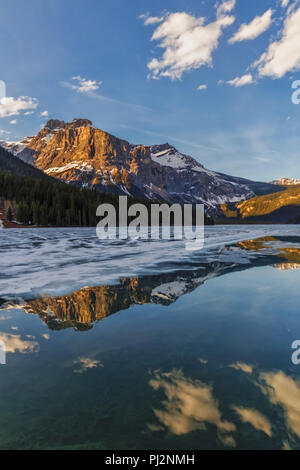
[0,118,282,216]
[219,185,300,223]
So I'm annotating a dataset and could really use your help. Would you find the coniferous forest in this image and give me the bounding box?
[0,170,148,226]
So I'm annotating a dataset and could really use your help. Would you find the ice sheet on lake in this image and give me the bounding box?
[0,225,300,299]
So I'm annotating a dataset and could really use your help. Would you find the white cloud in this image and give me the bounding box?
[282,0,289,7]
[145,3,235,80]
[227,73,254,86]
[229,9,273,44]
[0,96,38,118]
[24,111,34,116]
[71,76,102,93]
[216,0,236,16]
[197,84,207,90]
[10,119,17,125]
[40,110,49,117]
[254,5,300,78]
[139,14,164,25]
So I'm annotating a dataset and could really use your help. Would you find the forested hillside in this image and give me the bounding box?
[0,167,164,227]
[0,145,50,179]
[0,169,213,227]
[0,171,121,226]
[219,185,300,223]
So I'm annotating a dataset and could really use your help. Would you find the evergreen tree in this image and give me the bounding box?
[6,206,13,222]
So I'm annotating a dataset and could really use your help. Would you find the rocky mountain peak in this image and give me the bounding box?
[70,118,93,128]
[45,119,66,131]
[44,118,93,131]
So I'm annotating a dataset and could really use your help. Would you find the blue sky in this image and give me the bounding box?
[0,0,300,181]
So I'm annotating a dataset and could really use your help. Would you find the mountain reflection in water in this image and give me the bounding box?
[15,235,300,330]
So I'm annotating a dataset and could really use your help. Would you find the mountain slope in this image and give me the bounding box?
[0,145,50,180]
[0,118,282,216]
[220,185,300,223]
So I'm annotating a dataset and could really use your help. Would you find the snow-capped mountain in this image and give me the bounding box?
[0,119,281,215]
[270,177,300,186]
[0,137,35,165]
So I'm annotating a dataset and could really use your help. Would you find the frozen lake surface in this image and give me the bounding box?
[0,226,300,449]
[1,225,300,300]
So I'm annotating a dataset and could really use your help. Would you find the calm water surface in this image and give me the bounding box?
[0,226,300,449]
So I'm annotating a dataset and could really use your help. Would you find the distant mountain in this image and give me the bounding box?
[219,185,300,223]
[270,177,300,186]
[0,118,281,216]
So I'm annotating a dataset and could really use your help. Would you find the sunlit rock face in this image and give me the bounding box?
[22,263,227,330]
[0,119,280,216]
[23,280,151,330]
[237,238,300,269]
[274,263,300,270]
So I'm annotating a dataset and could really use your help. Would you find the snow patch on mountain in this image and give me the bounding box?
[150,144,214,173]
[0,138,33,156]
[270,178,300,186]
[45,161,94,175]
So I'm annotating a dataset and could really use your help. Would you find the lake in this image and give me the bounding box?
[0,225,300,450]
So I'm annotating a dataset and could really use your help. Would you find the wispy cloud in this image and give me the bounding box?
[120,124,221,152]
[62,79,150,111]
[227,73,254,86]
[139,13,164,25]
[71,76,102,93]
[0,129,10,137]
[40,110,49,117]
[10,119,17,124]
[229,9,273,44]
[197,84,207,91]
